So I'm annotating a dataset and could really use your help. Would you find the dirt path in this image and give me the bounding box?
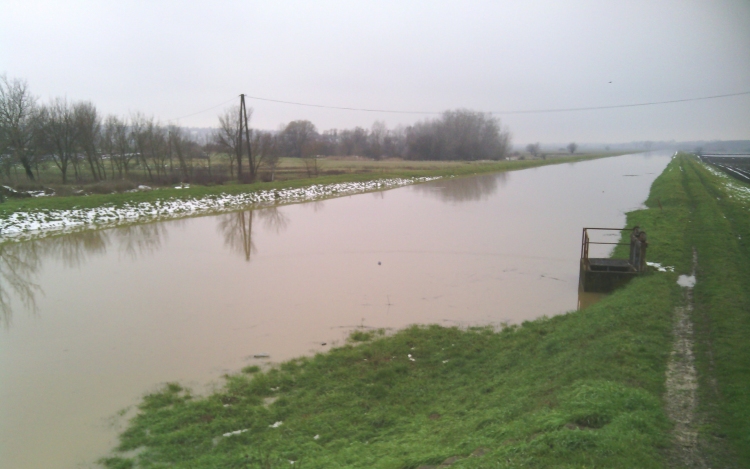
[665,248,707,468]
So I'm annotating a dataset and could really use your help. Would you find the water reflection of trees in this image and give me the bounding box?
[0,242,43,327]
[217,208,289,262]
[0,222,172,327]
[414,172,507,202]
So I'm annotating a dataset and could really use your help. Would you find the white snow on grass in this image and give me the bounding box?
[646,261,675,272]
[703,163,750,205]
[0,177,440,242]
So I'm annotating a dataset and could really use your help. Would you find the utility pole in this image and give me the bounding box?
[237,95,244,180]
[241,94,254,182]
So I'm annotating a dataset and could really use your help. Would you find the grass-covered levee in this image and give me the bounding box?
[103,154,750,468]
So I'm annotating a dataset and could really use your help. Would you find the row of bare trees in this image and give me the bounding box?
[0,75,214,185]
[275,110,512,163]
[2,74,513,187]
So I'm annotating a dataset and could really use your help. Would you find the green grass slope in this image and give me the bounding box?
[104,158,705,469]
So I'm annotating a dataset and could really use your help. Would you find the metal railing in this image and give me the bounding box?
[580,227,634,263]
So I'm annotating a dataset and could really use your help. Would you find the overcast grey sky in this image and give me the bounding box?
[1,0,749,144]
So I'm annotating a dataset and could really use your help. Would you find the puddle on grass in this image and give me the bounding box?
[0,152,673,469]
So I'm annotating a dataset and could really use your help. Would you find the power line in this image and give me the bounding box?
[242,90,750,115]
[166,90,750,123]
[165,96,239,123]
[243,95,437,115]
[496,91,750,115]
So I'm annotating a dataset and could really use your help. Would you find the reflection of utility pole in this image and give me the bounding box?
[238,210,254,261]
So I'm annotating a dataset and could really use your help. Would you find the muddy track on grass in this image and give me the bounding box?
[665,248,707,468]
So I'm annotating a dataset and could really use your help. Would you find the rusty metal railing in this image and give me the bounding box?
[580,227,634,263]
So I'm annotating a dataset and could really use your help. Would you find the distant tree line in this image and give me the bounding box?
[1,74,511,187]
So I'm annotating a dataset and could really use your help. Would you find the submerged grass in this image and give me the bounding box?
[104,153,749,467]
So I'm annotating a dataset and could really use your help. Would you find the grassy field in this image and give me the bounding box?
[0,154,614,218]
[100,154,748,468]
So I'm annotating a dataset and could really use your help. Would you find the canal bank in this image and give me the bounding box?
[99,154,749,468]
[0,152,678,468]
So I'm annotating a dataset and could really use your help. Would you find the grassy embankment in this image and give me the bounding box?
[102,154,749,468]
[0,154,610,219]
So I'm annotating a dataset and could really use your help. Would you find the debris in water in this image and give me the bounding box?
[378,261,381,265]
[253,353,270,359]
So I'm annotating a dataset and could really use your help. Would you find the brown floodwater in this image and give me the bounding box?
[0,152,672,468]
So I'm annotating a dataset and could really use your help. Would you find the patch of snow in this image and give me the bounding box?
[0,177,440,242]
[677,275,696,288]
[223,429,248,437]
[269,421,283,428]
[646,262,675,272]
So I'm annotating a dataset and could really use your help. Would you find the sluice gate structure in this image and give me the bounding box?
[579,227,648,293]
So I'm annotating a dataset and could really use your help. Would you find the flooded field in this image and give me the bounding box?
[0,152,672,469]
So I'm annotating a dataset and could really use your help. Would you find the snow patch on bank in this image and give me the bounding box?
[1,177,440,242]
[703,164,750,205]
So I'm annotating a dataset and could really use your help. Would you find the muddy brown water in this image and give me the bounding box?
[0,152,672,468]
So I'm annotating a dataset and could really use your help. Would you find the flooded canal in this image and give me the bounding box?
[0,152,672,469]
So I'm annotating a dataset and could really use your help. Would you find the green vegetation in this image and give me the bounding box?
[613,154,750,465]
[103,154,749,467]
[679,158,750,465]
[0,154,612,218]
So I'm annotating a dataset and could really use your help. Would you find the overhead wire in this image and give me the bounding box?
[166,90,750,122]
[244,90,750,115]
[165,96,239,123]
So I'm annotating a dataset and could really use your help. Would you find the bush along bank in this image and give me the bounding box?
[101,159,714,469]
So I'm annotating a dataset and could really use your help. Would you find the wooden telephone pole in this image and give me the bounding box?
[237,94,254,183]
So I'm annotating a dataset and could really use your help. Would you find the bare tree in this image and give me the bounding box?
[130,113,154,181]
[367,121,387,160]
[145,122,168,181]
[280,120,318,177]
[102,115,133,179]
[38,98,78,184]
[252,130,279,181]
[280,120,317,159]
[214,106,241,179]
[0,75,39,180]
[406,110,510,161]
[168,125,190,181]
[74,101,104,181]
[567,142,577,154]
[526,143,540,158]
